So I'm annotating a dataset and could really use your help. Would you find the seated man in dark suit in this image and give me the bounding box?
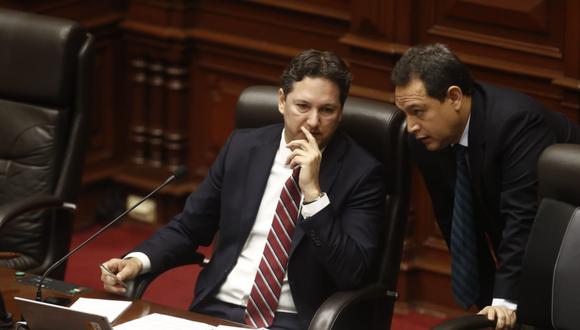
[100,49,386,330]
[391,43,579,330]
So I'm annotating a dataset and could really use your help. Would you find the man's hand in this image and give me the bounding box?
[286,126,322,202]
[478,305,517,330]
[100,257,142,294]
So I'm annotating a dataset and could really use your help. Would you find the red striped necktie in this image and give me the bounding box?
[244,167,301,328]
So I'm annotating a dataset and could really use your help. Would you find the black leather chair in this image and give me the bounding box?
[129,85,410,329]
[432,144,580,330]
[0,9,93,280]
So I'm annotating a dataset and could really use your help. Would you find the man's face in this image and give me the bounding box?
[395,79,464,151]
[279,77,343,148]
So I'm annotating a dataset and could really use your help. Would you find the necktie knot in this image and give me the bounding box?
[454,144,467,160]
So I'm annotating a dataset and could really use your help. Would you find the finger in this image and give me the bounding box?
[286,139,308,150]
[104,282,126,294]
[477,306,490,315]
[117,260,140,281]
[486,308,496,321]
[101,269,119,284]
[286,150,308,166]
[300,126,316,145]
[506,310,517,329]
[100,264,119,283]
[100,271,110,283]
[103,258,123,272]
[116,267,132,282]
[288,156,304,168]
[495,310,505,329]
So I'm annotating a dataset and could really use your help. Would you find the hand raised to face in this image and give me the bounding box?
[286,126,322,202]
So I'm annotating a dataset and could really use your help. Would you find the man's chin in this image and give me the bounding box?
[421,139,443,151]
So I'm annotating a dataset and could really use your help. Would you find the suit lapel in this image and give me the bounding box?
[468,87,486,207]
[239,127,281,238]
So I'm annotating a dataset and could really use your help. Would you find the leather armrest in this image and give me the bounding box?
[309,285,398,330]
[431,315,495,330]
[0,196,75,228]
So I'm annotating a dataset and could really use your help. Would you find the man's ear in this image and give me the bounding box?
[447,85,463,111]
[278,88,286,115]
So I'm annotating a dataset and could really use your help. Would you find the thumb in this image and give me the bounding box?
[116,259,140,281]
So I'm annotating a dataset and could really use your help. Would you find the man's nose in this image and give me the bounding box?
[306,110,320,127]
[406,118,419,134]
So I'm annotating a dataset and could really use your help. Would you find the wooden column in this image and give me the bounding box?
[165,63,189,171]
[129,57,148,165]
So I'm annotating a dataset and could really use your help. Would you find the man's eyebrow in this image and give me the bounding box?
[293,98,310,104]
[395,99,421,109]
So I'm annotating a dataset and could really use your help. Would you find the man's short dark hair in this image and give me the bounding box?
[281,49,352,106]
[391,43,474,102]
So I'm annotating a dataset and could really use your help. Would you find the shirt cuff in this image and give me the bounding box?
[492,298,517,310]
[125,252,151,274]
[301,194,330,218]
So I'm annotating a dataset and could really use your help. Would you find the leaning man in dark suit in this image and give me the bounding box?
[100,49,386,330]
[391,43,579,330]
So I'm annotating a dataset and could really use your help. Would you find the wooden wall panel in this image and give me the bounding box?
[2,0,580,318]
[189,45,287,168]
[419,0,564,68]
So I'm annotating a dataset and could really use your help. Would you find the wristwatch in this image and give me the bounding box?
[303,192,326,205]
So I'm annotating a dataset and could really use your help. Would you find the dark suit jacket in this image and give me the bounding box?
[135,123,386,326]
[411,82,579,307]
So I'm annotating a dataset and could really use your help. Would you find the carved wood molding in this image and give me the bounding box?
[190,28,299,58]
[427,25,562,59]
[123,21,301,59]
[340,32,407,55]
[131,0,197,10]
[82,12,125,30]
[456,50,561,80]
[552,76,580,91]
[247,0,350,21]
[121,20,188,40]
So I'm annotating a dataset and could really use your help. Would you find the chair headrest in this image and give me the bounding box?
[235,85,405,170]
[0,9,86,107]
[538,144,580,205]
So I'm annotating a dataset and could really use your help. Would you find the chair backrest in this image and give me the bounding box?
[518,144,580,329]
[236,85,410,328]
[0,9,93,279]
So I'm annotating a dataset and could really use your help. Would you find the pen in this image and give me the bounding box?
[99,264,128,288]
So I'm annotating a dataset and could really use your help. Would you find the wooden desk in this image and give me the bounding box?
[0,267,248,328]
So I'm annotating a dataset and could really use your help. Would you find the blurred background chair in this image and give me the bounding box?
[128,85,410,329]
[0,9,93,280]
[432,143,580,330]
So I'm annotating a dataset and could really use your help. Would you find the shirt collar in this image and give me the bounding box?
[458,115,470,147]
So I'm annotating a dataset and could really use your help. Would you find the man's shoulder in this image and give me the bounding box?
[229,123,282,145]
[476,81,545,115]
[233,123,282,137]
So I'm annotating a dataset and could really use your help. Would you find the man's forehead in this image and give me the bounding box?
[288,80,340,105]
[395,81,428,105]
